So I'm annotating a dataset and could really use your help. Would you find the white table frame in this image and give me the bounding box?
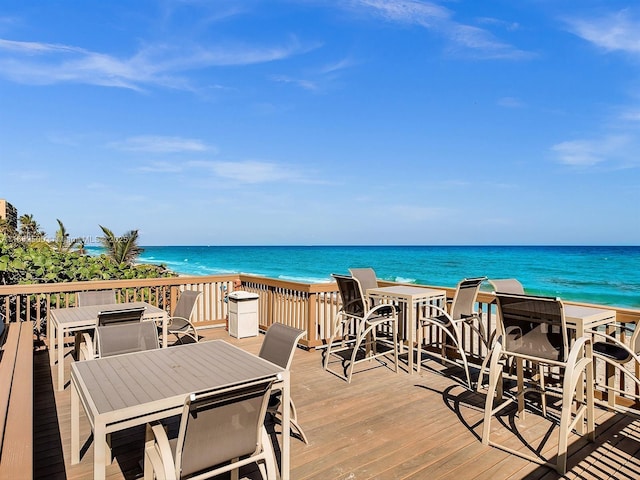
[564,304,617,410]
[71,340,290,480]
[564,304,616,337]
[48,301,169,391]
[367,285,447,374]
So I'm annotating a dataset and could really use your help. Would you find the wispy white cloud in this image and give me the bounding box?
[564,9,640,54]
[270,55,355,91]
[0,36,315,90]
[135,161,185,173]
[497,96,525,108]
[109,135,214,153]
[476,17,520,32]
[343,0,531,59]
[269,74,318,91]
[349,0,449,25]
[319,57,356,74]
[0,16,19,29]
[190,160,310,184]
[619,108,640,121]
[551,134,634,166]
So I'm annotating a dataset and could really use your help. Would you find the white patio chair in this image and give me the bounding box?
[144,379,277,480]
[324,274,399,383]
[482,293,595,474]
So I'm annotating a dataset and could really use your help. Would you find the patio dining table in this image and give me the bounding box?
[48,301,169,391]
[71,339,290,480]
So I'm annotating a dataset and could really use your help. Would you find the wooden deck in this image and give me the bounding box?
[34,328,640,480]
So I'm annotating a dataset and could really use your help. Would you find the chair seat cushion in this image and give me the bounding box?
[593,341,631,363]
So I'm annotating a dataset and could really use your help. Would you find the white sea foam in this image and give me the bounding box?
[394,276,416,284]
[278,274,333,283]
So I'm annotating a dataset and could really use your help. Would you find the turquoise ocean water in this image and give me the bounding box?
[89,246,640,309]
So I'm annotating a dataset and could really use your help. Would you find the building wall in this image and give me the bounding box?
[0,199,18,228]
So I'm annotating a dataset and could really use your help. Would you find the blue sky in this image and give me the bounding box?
[1,1,639,246]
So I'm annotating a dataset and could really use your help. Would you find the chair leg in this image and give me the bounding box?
[516,359,526,419]
[289,398,309,444]
[477,352,491,392]
[231,458,240,480]
[537,363,547,417]
[261,426,278,479]
[442,324,473,389]
[482,343,504,444]
[393,319,399,374]
[556,344,596,474]
[416,322,423,373]
[346,322,369,384]
[323,328,338,371]
[269,397,309,444]
[291,418,309,445]
[324,314,346,371]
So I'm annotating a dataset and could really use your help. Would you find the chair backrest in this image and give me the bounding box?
[450,277,486,320]
[96,320,159,358]
[77,290,117,306]
[349,268,378,292]
[97,306,145,326]
[173,290,202,319]
[332,274,365,318]
[488,278,525,294]
[495,293,569,363]
[349,268,380,308]
[258,323,305,370]
[176,379,274,478]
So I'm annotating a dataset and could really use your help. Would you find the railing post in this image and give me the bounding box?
[306,291,317,348]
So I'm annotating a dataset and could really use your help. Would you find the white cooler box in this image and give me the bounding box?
[228,291,259,338]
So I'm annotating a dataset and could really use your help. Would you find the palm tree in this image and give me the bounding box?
[52,219,81,253]
[75,237,87,255]
[98,225,143,265]
[0,218,17,238]
[19,213,44,242]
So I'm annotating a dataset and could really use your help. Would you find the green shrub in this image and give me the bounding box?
[0,233,175,285]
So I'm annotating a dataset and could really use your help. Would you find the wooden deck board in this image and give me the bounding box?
[32,328,640,480]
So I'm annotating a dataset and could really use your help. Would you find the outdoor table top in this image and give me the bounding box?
[71,339,289,480]
[50,301,166,327]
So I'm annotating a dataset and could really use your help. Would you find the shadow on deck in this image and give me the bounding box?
[34,328,640,480]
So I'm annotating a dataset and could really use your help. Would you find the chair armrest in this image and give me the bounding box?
[145,421,176,480]
[79,332,96,360]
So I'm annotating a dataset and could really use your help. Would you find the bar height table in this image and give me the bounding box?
[564,304,616,337]
[564,304,617,410]
[367,285,447,374]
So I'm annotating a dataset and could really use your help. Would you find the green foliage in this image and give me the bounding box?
[0,233,175,286]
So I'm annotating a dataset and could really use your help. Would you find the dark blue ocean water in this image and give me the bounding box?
[88,245,640,309]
